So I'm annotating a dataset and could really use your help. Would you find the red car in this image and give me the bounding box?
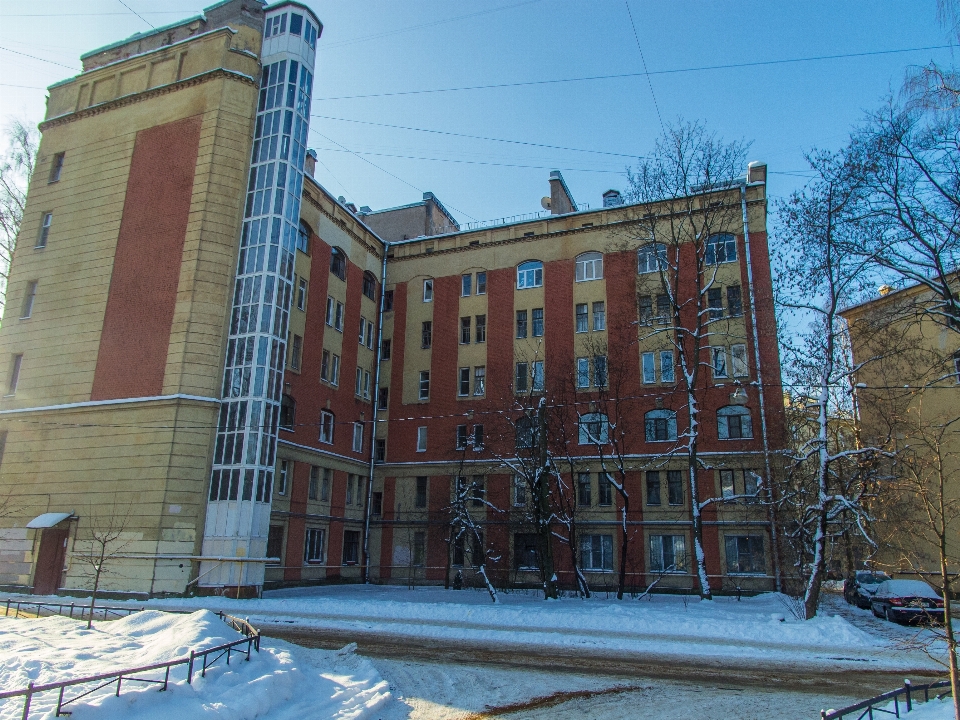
[870,579,945,624]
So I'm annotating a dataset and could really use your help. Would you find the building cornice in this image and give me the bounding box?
[0,394,220,416]
[302,191,384,260]
[39,68,258,131]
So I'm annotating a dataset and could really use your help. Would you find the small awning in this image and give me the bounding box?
[26,512,74,529]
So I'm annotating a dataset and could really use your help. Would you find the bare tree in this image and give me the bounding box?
[775,151,895,619]
[624,119,751,599]
[902,0,960,111]
[72,505,133,628]
[0,120,38,311]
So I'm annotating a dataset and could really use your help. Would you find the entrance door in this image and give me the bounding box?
[33,528,69,595]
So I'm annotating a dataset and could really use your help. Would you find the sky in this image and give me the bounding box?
[0,0,955,226]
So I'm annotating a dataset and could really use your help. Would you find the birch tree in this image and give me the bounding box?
[625,120,751,599]
[73,505,133,628]
[0,120,38,312]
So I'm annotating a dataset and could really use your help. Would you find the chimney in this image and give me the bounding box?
[602,189,623,208]
[747,161,767,184]
[304,148,317,177]
[548,171,577,215]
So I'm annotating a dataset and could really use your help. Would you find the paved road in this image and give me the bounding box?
[263,623,940,698]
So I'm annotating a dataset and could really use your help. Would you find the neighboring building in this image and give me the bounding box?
[841,281,960,579]
[0,2,786,598]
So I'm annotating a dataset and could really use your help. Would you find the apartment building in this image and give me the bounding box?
[0,1,785,598]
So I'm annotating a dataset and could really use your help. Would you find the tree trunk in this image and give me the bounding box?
[941,546,960,720]
[803,509,828,620]
[87,566,102,630]
[536,402,558,599]
[617,496,629,600]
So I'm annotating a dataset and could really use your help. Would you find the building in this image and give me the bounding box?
[0,1,786,598]
[841,281,960,580]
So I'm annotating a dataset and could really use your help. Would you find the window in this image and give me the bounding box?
[376,386,389,410]
[413,531,426,566]
[321,350,330,381]
[372,491,383,516]
[416,476,428,507]
[725,535,765,574]
[296,277,307,311]
[598,473,613,506]
[744,470,760,501]
[335,302,344,331]
[473,424,484,449]
[576,252,603,282]
[421,321,432,349]
[290,334,302,371]
[579,412,609,444]
[576,357,590,388]
[280,394,296,431]
[514,533,539,570]
[667,470,683,505]
[457,367,470,396]
[476,272,487,294]
[359,318,367,345]
[532,361,544,392]
[461,274,472,297]
[384,290,394,311]
[277,459,291,496]
[331,354,340,385]
[575,304,588,333]
[417,426,428,452]
[304,528,325,563]
[355,367,363,396]
[592,302,605,331]
[706,233,737,265]
[419,371,430,400]
[352,422,364,452]
[638,295,653,325]
[581,534,613,571]
[642,352,656,384]
[460,317,471,344]
[342,530,360,565]
[37,213,52,249]
[514,475,527,506]
[321,351,340,385]
[515,415,535,449]
[516,310,528,338]
[660,352,675,383]
[319,411,334,444]
[423,279,434,302]
[731,345,748,377]
[720,469,735,499]
[645,410,677,442]
[267,526,284,563]
[326,297,335,326]
[375,439,386,463]
[532,308,544,337]
[638,243,667,274]
[471,476,485,507]
[456,424,468,450]
[475,315,486,343]
[718,405,753,440]
[517,260,543,289]
[346,475,354,505]
[363,272,376,300]
[297,220,310,254]
[330,247,346,280]
[577,472,592,506]
[366,322,374,349]
[20,281,37,319]
[707,287,723,320]
[712,347,728,378]
[593,356,607,387]
[381,338,393,361]
[656,294,671,324]
[49,152,64,183]
[727,285,743,316]
[289,12,303,35]
[308,466,320,500]
[515,362,528,393]
[650,535,686,572]
[646,471,661,505]
[322,468,331,501]
[7,354,22,395]
[474,366,485,396]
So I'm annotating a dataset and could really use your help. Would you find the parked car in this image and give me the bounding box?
[844,570,892,608]
[870,579,944,624]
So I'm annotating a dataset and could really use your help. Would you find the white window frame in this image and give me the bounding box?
[20,281,37,320]
[352,422,364,452]
[712,347,728,379]
[642,352,656,384]
[304,527,325,564]
[473,366,485,396]
[7,354,22,395]
[297,277,307,311]
[331,354,340,386]
[319,410,334,444]
[277,459,290,495]
[325,296,334,326]
[532,360,544,392]
[461,274,472,297]
[580,533,614,571]
[513,475,527,506]
[476,272,487,295]
[637,242,666,274]
[335,301,344,331]
[419,370,430,400]
[592,301,605,331]
[416,426,428,452]
[575,252,603,282]
[575,303,589,333]
[650,534,686,573]
[36,213,52,249]
[517,260,543,289]
[660,351,675,383]
[423,278,434,302]
[576,357,590,388]
[731,344,748,377]
[578,412,610,445]
[706,233,737,265]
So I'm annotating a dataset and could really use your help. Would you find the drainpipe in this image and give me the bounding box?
[361,241,390,583]
[739,176,782,592]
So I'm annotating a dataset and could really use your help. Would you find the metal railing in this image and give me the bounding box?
[821,679,953,719]
[0,608,261,719]
[2,598,191,621]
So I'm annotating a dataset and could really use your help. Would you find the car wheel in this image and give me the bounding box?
[885,606,897,623]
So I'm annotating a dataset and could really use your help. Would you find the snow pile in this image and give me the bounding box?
[876,697,957,720]
[0,610,392,720]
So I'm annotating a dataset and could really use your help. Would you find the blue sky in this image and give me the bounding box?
[0,0,954,224]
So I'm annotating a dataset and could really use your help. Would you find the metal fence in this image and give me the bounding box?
[0,605,261,719]
[2,598,192,621]
[821,679,953,719]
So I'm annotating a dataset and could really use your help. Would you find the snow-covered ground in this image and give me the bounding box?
[0,610,391,720]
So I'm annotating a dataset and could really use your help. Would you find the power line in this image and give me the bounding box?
[1,10,200,16]
[316,44,954,101]
[624,0,665,134]
[0,45,79,70]
[117,0,156,30]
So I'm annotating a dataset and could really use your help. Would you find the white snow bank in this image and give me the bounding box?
[876,697,957,720]
[0,611,392,720]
